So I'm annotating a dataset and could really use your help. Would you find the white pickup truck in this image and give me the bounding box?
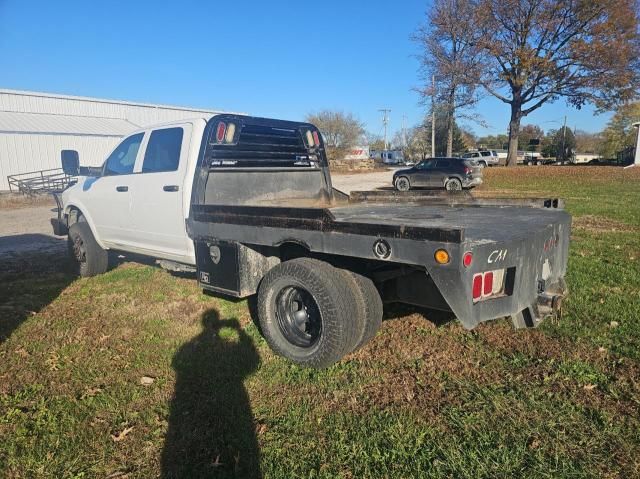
[54,118,205,267]
[53,114,570,368]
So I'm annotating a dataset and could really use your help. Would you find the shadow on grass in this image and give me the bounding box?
[0,236,72,344]
[383,302,457,328]
[162,310,261,479]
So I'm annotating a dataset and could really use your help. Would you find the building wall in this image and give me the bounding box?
[0,89,222,127]
[0,134,122,190]
[0,89,226,191]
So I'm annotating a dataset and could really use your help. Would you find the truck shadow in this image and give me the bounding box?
[383,303,457,327]
[161,310,262,479]
[0,235,72,344]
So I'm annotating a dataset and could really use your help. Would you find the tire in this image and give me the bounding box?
[479,161,487,168]
[395,176,411,192]
[257,258,359,368]
[445,178,462,192]
[67,222,108,277]
[340,270,383,351]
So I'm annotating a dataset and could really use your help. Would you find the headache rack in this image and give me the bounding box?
[204,115,326,169]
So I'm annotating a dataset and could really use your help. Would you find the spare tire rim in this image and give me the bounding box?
[275,286,322,348]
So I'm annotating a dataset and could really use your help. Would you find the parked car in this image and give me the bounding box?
[53,115,569,368]
[393,157,483,192]
[461,150,500,167]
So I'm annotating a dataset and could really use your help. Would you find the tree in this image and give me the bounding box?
[305,111,365,161]
[364,132,386,151]
[547,127,576,162]
[473,0,640,165]
[574,130,603,155]
[414,0,483,156]
[601,102,640,158]
[394,124,431,160]
[430,107,469,155]
[477,133,509,150]
[519,124,544,152]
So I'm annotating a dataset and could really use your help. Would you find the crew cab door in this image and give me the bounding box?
[126,124,192,260]
[81,132,145,245]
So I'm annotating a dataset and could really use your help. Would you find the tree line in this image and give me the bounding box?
[415,0,640,165]
[306,0,640,165]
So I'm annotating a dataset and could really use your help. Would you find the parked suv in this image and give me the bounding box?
[393,157,482,191]
[461,150,500,167]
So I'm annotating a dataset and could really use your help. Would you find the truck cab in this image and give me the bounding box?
[56,118,207,266]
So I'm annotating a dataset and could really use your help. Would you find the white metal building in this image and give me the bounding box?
[0,89,225,191]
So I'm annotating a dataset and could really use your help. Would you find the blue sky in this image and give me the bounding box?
[0,0,612,140]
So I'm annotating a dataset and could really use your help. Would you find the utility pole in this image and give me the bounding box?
[560,115,567,164]
[401,114,407,148]
[431,75,436,157]
[378,108,391,150]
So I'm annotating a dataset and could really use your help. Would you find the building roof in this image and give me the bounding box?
[0,110,138,137]
[0,88,222,115]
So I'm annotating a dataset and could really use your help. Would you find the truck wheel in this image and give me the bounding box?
[257,258,358,368]
[67,222,108,277]
[479,161,487,168]
[395,176,411,192]
[445,178,462,191]
[341,270,383,351]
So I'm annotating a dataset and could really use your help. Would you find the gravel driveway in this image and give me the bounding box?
[0,169,398,259]
[0,202,66,258]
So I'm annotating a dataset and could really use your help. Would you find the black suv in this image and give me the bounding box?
[393,157,483,192]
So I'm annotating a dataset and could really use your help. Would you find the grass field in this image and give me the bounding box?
[1,166,639,478]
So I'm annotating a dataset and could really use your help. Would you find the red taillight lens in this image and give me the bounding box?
[216,122,226,143]
[472,274,482,300]
[464,167,471,174]
[463,252,473,268]
[483,271,494,296]
[313,131,320,146]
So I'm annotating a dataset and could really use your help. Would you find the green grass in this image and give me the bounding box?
[1,166,639,478]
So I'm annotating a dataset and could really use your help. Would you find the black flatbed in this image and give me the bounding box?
[191,194,568,246]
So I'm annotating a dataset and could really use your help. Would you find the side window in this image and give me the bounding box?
[104,133,144,175]
[142,127,184,173]
[418,159,435,169]
[436,160,451,168]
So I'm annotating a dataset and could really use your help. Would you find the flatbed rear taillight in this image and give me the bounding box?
[473,269,505,302]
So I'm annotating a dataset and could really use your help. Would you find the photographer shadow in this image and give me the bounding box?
[161,310,261,478]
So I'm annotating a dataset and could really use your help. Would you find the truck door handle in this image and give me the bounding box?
[116,186,128,192]
[163,185,179,192]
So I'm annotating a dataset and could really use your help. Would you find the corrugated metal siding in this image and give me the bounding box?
[0,89,223,126]
[0,134,120,190]
[0,111,137,136]
[0,89,232,191]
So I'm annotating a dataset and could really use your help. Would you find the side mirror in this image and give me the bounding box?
[61,150,80,176]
